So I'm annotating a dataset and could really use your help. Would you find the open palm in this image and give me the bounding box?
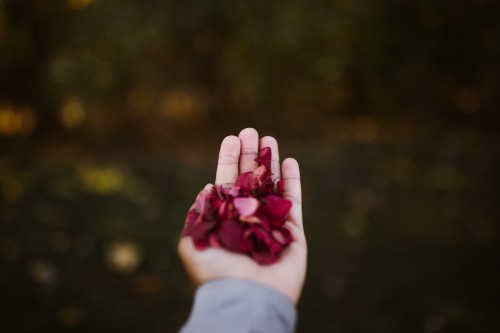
[178,128,307,304]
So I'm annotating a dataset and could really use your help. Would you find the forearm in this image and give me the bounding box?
[180,278,297,333]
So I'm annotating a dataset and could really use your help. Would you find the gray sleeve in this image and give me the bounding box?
[179,278,297,333]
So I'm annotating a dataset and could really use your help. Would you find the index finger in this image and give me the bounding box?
[215,135,241,186]
[281,158,303,227]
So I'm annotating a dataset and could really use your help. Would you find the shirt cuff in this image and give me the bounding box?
[180,278,297,333]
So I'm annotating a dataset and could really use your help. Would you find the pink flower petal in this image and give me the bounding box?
[250,166,267,189]
[233,197,259,217]
[216,185,241,198]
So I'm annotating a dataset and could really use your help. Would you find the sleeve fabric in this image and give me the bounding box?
[179,278,297,333]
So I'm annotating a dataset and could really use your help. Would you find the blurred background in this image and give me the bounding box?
[1,0,499,332]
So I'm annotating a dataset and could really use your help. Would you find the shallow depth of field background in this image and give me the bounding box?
[1,1,499,332]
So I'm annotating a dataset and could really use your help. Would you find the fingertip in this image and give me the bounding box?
[283,157,299,167]
[216,135,240,186]
[221,135,241,150]
[238,128,259,140]
[282,158,300,177]
[260,136,278,148]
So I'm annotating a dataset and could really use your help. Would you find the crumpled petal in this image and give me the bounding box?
[217,219,253,253]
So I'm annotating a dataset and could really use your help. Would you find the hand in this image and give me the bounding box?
[178,128,307,304]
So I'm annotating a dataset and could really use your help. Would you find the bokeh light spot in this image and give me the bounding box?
[105,241,142,273]
[77,163,124,194]
[0,106,37,136]
[60,97,86,129]
[162,89,204,120]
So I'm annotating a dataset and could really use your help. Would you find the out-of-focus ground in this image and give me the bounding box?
[1,1,499,332]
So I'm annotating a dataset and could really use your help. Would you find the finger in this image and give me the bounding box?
[259,136,281,181]
[238,128,259,173]
[215,135,241,186]
[281,158,302,227]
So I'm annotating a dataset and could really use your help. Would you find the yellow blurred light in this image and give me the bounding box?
[78,164,124,194]
[162,89,203,120]
[67,0,93,10]
[60,97,86,128]
[0,106,37,136]
[105,242,142,273]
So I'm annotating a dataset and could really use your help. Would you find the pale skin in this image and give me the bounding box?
[178,128,307,304]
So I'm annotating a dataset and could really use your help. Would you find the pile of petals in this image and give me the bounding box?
[182,147,293,264]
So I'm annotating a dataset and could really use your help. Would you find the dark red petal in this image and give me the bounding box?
[217,219,253,253]
[194,188,211,214]
[251,251,279,265]
[191,221,215,243]
[233,197,259,217]
[255,147,272,172]
[208,233,221,248]
[277,180,285,196]
[263,195,292,222]
[194,237,209,250]
[236,172,252,193]
[272,228,293,245]
[270,219,286,228]
[255,211,271,230]
[185,208,198,226]
[209,197,222,212]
